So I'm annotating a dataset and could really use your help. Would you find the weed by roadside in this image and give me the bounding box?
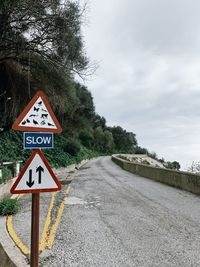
[0,198,19,215]
[0,167,13,184]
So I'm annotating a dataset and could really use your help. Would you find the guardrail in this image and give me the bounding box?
[112,155,200,195]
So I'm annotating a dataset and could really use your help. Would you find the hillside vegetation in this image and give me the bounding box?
[0,0,180,171]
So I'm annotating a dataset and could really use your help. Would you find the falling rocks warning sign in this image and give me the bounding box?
[10,149,61,194]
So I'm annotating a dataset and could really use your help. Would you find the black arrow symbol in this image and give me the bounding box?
[26,170,34,188]
[36,166,44,184]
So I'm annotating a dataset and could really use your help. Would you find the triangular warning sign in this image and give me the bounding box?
[10,150,61,194]
[12,91,62,133]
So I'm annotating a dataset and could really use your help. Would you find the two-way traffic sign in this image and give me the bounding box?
[11,149,61,194]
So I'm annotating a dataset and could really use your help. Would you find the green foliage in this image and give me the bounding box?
[93,127,105,152]
[0,198,19,215]
[0,0,88,73]
[75,146,101,163]
[135,146,148,154]
[108,126,137,152]
[0,131,107,169]
[1,167,12,184]
[159,158,165,164]
[63,138,81,156]
[44,149,74,169]
[148,151,158,160]
[103,130,114,152]
[0,131,30,162]
[0,0,89,130]
[79,129,94,148]
[75,84,95,121]
[93,127,114,152]
[93,114,106,130]
[164,161,181,171]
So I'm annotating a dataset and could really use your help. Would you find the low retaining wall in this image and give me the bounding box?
[112,155,200,194]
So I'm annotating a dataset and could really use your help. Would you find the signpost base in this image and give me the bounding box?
[31,193,40,267]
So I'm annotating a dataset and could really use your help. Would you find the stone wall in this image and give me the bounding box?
[112,155,200,194]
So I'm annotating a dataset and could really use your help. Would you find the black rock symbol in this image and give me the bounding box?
[22,121,26,125]
[48,123,54,126]
[37,101,43,106]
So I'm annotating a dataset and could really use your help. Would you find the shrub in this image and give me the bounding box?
[0,198,19,215]
[1,167,13,184]
[63,138,81,156]
[164,161,181,171]
[79,129,94,148]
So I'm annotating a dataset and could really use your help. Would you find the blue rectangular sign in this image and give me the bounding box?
[23,132,54,149]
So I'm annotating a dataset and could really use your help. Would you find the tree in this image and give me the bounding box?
[93,127,114,152]
[135,146,148,155]
[0,1,89,130]
[0,0,88,75]
[108,126,137,152]
[165,161,181,171]
[188,161,200,174]
[93,114,106,130]
[79,129,94,148]
[93,126,105,151]
[148,151,158,160]
[74,83,95,121]
[103,130,114,152]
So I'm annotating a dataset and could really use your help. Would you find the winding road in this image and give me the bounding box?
[42,156,200,267]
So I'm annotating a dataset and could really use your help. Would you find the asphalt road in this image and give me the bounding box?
[42,157,200,267]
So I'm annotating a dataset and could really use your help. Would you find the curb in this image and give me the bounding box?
[0,216,29,267]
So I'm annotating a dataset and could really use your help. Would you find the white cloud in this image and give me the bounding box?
[81,0,200,169]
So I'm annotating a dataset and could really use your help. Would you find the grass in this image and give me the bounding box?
[0,167,13,184]
[0,198,19,215]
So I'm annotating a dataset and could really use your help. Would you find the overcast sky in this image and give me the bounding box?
[81,0,200,170]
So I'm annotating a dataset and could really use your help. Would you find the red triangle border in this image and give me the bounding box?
[12,91,62,133]
[10,150,62,194]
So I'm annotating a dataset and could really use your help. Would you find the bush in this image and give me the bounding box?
[0,198,19,215]
[1,167,13,184]
[63,138,81,156]
[164,161,181,171]
[79,129,94,148]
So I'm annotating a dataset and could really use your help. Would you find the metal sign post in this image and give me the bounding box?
[31,193,40,267]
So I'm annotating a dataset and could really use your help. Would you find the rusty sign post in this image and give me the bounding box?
[31,193,40,267]
[10,91,62,267]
